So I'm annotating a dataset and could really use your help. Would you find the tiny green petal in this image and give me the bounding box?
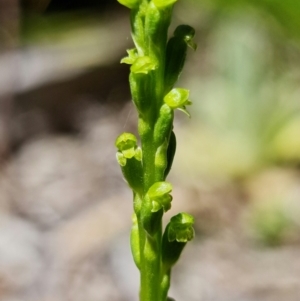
[131,56,157,74]
[116,152,127,167]
[121,48,138,65]
[164,88,190,109]
[152,0,177,8]
[117,0,140,9]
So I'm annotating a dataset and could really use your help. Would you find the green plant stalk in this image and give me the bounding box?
[116,1,196,300]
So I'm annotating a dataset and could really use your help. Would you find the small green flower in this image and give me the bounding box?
[168,212,195,242]
[164,88,192,117]
[147,181,173,212]
[115,132,138,158]
[115,133,142,166]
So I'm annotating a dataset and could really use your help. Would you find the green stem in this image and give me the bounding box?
[137,6,171,301]
[140,226,162,301]
[139,123,163,301]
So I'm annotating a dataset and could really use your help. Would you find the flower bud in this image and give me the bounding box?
[165,25,196,92]
[174,25,197,50]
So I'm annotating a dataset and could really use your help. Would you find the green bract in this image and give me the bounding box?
[168,213,195,242]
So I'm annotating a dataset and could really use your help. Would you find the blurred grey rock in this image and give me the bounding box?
[171,235,300,301]
[42,193,132,301]
[0,216,43,300]
[11,136,102,228]
[109,232,139,301]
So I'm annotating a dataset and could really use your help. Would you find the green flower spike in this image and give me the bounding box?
[164,88,192,117]
[147,181,173,212]
[116,0,196,299]
[115,132,142,166]
[168,212,195,242]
